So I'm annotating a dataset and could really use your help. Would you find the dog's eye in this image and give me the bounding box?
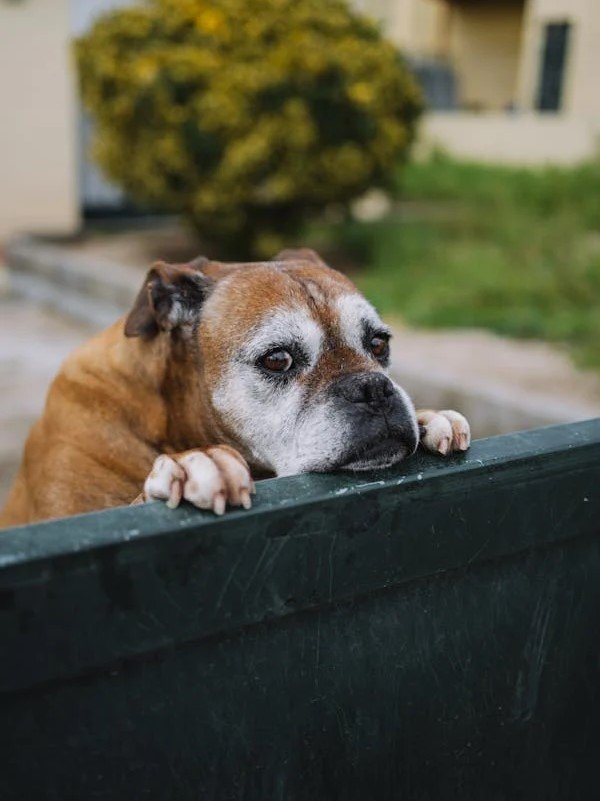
[369,335,389,360]
[260,349,294,373]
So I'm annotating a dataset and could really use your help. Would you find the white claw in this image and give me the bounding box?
[437,437,450,456]
[166,477,183,509]
[240,489,252,510]
[213,493,226,516]
[166,495,179,510]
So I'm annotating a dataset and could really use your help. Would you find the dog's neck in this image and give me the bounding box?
[159,333,223,452]
[86,323,224,454]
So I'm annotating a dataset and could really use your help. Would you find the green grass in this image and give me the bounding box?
[315,154,600,368]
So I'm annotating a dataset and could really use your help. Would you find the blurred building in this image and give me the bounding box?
[1,0,600,240]
[0,0,79,240]
[0,0,128,240]
[359,0,600,163]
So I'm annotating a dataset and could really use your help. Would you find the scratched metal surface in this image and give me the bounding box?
[1,419,599,800]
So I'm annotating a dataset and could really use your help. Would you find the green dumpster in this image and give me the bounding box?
[1,420,599,800]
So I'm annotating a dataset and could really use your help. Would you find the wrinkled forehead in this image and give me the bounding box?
[201,264,386,355]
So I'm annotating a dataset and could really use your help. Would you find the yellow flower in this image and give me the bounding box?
[133,56,158,84]
[348,82,374,106]
[194,9,225,35]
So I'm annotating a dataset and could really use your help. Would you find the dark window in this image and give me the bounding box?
[536,22,571,111]
[408,59,458,111]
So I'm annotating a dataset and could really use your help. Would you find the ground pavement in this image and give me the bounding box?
[0,296,95,508]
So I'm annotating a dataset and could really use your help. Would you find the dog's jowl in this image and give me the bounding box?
[0,249,469,526]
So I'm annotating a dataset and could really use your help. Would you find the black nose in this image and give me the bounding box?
[334,372,395,407]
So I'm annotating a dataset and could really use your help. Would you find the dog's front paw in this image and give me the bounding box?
[143,445,255,515]
[417,409,471,456]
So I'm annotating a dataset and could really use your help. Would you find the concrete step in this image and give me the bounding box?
[6,235,140,328]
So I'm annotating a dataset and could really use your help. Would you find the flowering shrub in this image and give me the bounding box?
[76,0,421,256]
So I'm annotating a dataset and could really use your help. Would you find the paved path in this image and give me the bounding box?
[0,296,96,507]
[391,323,600,437]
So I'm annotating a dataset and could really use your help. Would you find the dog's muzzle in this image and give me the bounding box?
[329,372,418,470]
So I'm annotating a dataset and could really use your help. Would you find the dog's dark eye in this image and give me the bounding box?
[260,349,294,373]
[369,335,389,360]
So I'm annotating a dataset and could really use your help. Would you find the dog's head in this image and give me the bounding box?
[125,249,418,476]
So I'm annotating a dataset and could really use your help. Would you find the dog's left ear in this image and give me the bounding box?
[274,248,328,268]
[124,261,213,339]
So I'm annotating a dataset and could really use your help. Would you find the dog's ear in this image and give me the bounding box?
[124,261,213,339]
[274,248,328,268]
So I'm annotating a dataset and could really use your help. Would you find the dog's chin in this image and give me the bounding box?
[337,449,407,473]
[322,436,413,474]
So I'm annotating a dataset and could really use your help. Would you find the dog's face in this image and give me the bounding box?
[126,249,418,476]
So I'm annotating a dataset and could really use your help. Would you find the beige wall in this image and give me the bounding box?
[421,112,600,165]
[366,0,600,163]
[371,0,526,111]
[383,0,450,59]
[448,1,525,111]
[361,0,600,116]
[566,0,600,115]
[518,0,600,115]
[0,0,79,240]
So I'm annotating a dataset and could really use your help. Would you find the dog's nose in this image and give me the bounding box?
[334,372,395,407]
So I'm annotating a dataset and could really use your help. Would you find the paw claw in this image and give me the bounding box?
[438,437,450,456]
[213,493,226,516]
[166,476,183,509]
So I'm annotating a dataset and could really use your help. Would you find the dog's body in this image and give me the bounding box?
[0,249,469,528]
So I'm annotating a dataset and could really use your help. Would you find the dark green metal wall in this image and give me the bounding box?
[1,421,599,800]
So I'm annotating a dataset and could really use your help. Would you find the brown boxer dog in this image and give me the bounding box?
[0,249,470,527]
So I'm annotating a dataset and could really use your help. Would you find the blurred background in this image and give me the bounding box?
[1,0,600,506]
